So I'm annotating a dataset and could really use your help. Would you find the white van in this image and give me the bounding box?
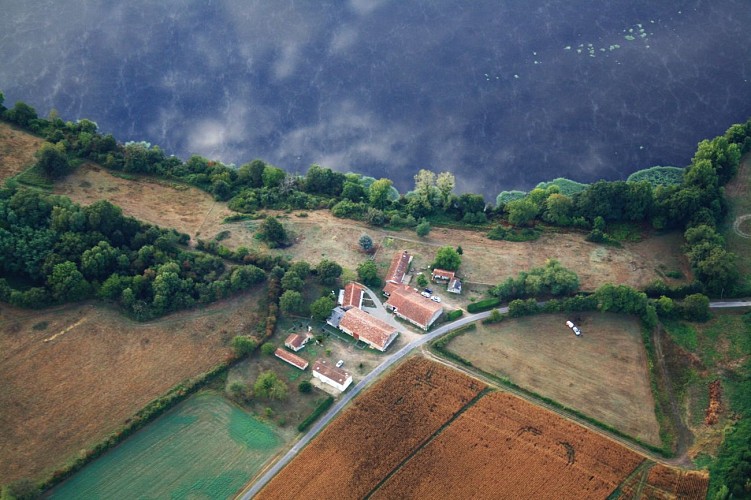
[566,320,574,329]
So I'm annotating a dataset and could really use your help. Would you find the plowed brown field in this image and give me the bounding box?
[257,357,486,499]
[0,122,43,181]
[371,391,643,500]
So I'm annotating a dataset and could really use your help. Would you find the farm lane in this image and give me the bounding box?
[239,298,749,498]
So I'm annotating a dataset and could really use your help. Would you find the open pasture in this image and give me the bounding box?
[0,289,264,483]
[49,392,283,499]
[371,391,644,500]
[257,357,486,499]
[0,122,43,181]
[54,164,688,293]
[445,313,661,445]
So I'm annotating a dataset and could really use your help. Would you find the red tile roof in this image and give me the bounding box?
[313,359,351,386]
[339,307,398,351]
[383,281,400,296]
[431,269,455,281]
[385,285,443,329]
[342,282,365,309]
[385,251,412,284]
[284,333,308,351]
[274,348,309,370]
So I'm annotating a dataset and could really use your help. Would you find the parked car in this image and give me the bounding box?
[572,326,582,336]
[424,288,433,294]
[566,320,574,329]
[336,359,344,368]
[421,291,431,298]
[431,296,441,303]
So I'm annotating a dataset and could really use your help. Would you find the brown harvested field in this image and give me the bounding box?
[371,391,644,500]
[641,464,709,499]
[0,288,265,483]
[446,313,661,445]
[54,165,688,292]
[0,122,44,181]
[257,357,486,499]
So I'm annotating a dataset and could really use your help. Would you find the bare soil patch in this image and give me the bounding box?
[446,313,661,445]
[0,288,266,483]
[0,122,44,181]
[257,357,486,499]
[371,391,644,500]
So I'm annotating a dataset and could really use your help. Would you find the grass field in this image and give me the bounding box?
[0,122,43,182]
[0,288,266,484]
[444,313,661,445]
[661,311,751,461]
[53,165,689,296]
[49,391,283,499]
[722,155,751,278]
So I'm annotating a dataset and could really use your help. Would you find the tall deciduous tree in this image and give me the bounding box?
[254,371,288,400]
[368,178,393,209]
[433,246,461,271]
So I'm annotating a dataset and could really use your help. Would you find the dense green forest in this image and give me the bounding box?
[2,91,751,497]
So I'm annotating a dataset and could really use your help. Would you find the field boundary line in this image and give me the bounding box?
[363,387,492,499]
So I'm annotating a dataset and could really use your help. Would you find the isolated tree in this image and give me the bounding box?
[359,234,374,252]
[416,273,428,288]
[310,295,336,321]
[433,246,461,271]
[228,381,251,401]
[280,289,304,314]
[357,260,380,287]
[681,293,711,322]
[258,216,287,248]
[36,141,70,178]
[231,335,258,356]
[456,246,463,255]
[298,380,313,393]
[254,371,288,400]
[316,259,342,285]
[415,219,431,237]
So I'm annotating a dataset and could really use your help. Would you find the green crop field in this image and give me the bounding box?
[50,391,282,499]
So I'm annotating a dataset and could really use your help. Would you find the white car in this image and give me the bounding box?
[431,296,441,303]
[565,320,574,329]
[572,326,582,336]
[336,359,344,368]
[421,291,431,298]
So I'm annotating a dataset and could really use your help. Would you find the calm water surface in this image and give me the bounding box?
[1,1,749,198]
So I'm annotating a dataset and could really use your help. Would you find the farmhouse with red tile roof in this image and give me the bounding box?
[338,307,399,352]
[432,268,462,294]
[385,251,412,285]
[385,285,443,330]
[284,333,309,352]
[274,348,309,370]
[338,282,365,309]
[313,359,352,391]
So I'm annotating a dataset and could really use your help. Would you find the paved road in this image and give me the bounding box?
[239,298,750,498]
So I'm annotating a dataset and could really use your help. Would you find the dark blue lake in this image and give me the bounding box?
[1,1,750,199]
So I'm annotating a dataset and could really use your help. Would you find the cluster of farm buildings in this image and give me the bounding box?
[271,250,462,392]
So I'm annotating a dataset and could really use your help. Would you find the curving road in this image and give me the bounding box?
[238,299,750,499]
